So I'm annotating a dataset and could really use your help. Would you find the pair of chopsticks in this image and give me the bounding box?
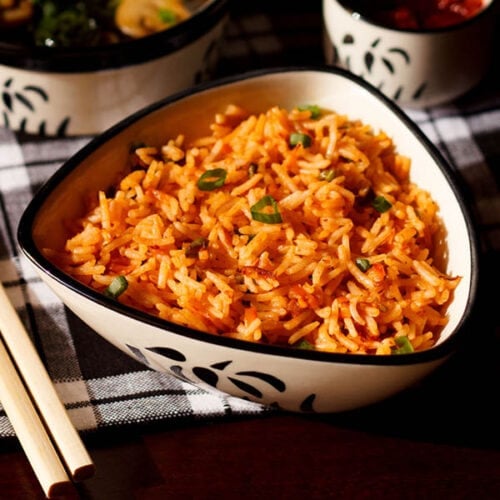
[0,281,95,498]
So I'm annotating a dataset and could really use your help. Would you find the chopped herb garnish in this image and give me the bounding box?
[392,336,414,354]
[319,169,336,182]
[197,168,227,191]
[104,275,128,299]
[186,237,207,258]
[250,195,283,224]
[158,8,177,24]
[294,339,314,350]
[372,195,392,213]
[355,257,371,272]
[290,132,312,148]
[298,104,321,119]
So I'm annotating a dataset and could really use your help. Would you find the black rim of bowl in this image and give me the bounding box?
[16,65,481,366]
[0,0,229,73]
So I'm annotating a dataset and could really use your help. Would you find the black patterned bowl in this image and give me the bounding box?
[17,67,479,413]
[323,0,498,108]
[0,0,228,136]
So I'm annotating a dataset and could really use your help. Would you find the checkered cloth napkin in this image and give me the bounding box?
[1,1,499,438]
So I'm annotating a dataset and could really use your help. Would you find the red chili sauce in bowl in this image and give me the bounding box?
[342,0,486,30]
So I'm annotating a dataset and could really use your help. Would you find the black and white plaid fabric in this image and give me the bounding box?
[1,1,499,438]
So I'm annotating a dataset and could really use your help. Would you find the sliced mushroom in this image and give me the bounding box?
[115,0,191,39]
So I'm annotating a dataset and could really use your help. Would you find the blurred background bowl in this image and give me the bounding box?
[0,0,229,136]
[322,0,498,108]
[17,67,480,413]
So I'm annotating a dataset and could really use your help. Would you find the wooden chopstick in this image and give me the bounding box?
[0,336,72,498]
[0,281,95,494]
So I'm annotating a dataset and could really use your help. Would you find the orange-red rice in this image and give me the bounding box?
[45,104,461,354]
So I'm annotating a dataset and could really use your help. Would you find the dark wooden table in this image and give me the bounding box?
[1,325,499,500]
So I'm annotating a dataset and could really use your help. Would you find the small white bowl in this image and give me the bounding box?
[322,0,498,108]
[0,0,229,136]
[17,67,479,413]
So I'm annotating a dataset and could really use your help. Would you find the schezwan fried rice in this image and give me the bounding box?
[45,104,461,355]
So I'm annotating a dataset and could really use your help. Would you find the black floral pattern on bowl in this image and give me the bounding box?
[1,77,70,136]
[125,343,318,412]
[333,35,427,103]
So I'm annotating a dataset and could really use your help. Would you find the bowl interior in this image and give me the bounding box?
[22,67,478,352]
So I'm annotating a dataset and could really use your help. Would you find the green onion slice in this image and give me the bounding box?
[392,336,415,354]
[158,8,177,24]
[372,195,392,213]
[197,168,227,191]
[186,237,207,258]
[290,132,312,148]
[104,275,128,299]
[319,169,336,182]
[297,104,321,119]
[355,257,371,272]
[294,339,314,350]
[250,195,283,224]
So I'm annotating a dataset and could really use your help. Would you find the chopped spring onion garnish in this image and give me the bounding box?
[355,257,371,272]
[319,169,336,182]
[294,339,314,350]
[104,275,128,299]
[186,237,207,258]
[298,104,321,119]
[372,195,392,213]
[250,195,283,224]
[158,8,177,24]
[197,168,227,191]
[290,132,312,148]
[392,336,414,354]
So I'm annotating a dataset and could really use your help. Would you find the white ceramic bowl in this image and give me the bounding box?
[0,0,229,136]
[17,67,479,413]
[322,0,498,108]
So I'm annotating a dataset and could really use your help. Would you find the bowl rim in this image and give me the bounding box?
[17,64,481,366]
[0,0,229,73]
[326,0,498,35]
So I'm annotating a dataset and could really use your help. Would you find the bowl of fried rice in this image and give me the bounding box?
[17,66,479,413]
[0,0,229,136]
